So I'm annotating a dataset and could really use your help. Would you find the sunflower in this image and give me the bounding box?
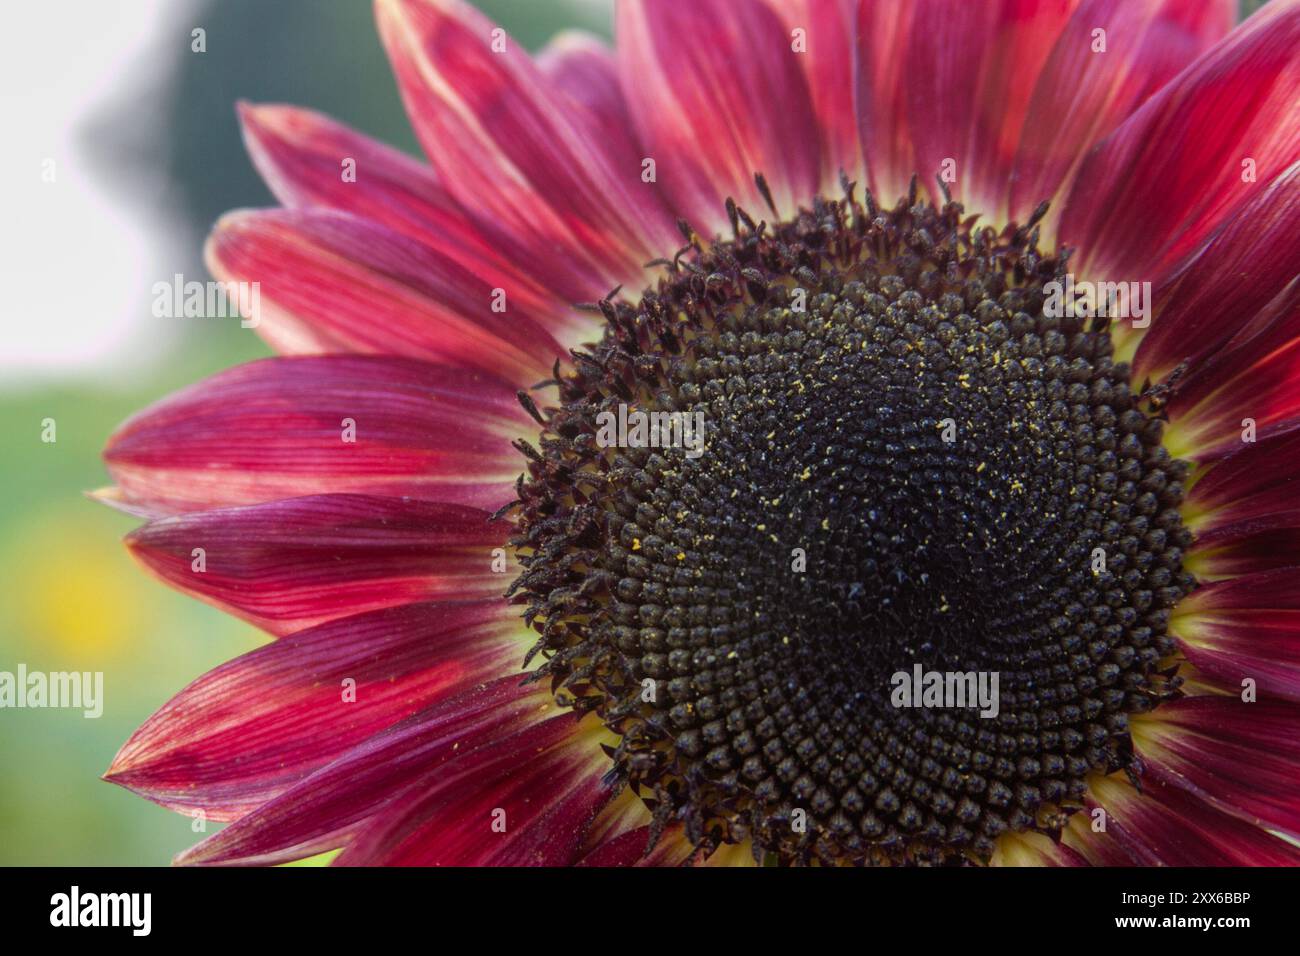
[100,0,1300,866]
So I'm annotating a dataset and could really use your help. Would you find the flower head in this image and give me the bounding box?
[102,0,1300,866]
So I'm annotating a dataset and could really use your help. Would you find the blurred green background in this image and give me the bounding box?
[0,0,1270,866]
[0,0,603,866]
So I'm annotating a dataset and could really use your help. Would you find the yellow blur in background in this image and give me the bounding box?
[0,391,259,864]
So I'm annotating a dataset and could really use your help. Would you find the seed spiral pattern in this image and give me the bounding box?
[507,181,1195,865]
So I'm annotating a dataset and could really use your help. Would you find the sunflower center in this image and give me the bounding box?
[508,183,1194,865]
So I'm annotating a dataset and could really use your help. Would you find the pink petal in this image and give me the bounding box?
[902,0,1079,215]
[1058,2,1300,282]
[536,31,632,140]
[1009,0,1234,226]
[104,356,531,516]
[237,102,477,251]
[854,0,918,204]
[1134,696,1300,837]
[126,494,511,636]
[176,676,549,865]
[764,0,861,192]
[375,0,679,290]
[236,102,598,337]
[104,600,527,821]
[335,713,613,865]
[206,208,568,380]
[616,0,821,233]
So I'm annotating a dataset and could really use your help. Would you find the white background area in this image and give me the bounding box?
[0,0,196,388]
[0,0,611,390]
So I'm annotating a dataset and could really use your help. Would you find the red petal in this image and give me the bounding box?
[1171,568,1300,701]
[1189,522,1300,580]
[1185,421,1300,531]
[176,676,548,865]
[103,356,530,516]
[237,103,478,252]
[1135,163,1300,393]
[902,0,1079,215]
[126,494,511,636]
[537,32,631,139]
[1058,2,1300,282]
[854,0,918,204]
[577,824,704,867]
[335,713,613,865]
[1172,332,1300,467]
[1134,696,1300,837]
[574,787,710,866]
[1059,808,1132,866]
[764,0,861,192]
[206,208,566,380]
[1184,414,1300,580]
[1010,0,1233,226]
[1163,311,1300,466]
[1069,772,1300,865]
[616,0,821,232]
[375,0,679,290]
[104,600,526,820]
[990,831,1088,867]
[236,102,597,338]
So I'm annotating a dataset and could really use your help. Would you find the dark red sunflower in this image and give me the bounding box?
[100,0,1300,866]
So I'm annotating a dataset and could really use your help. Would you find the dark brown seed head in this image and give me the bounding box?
[508,183,1194,866]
